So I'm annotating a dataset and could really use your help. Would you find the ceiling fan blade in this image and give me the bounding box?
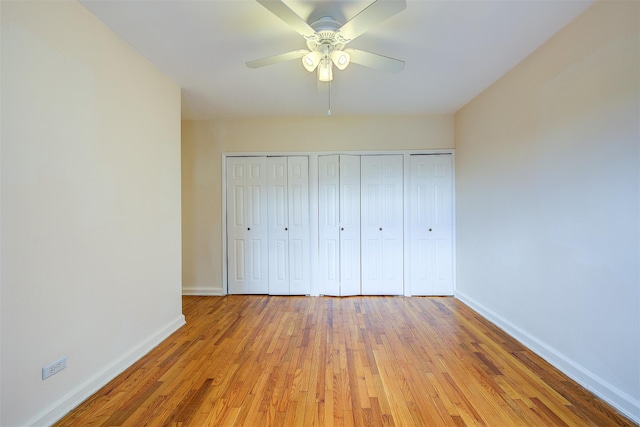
[246,50,309,69]
[336,0,406,43]
[256,0,316,39]
[346,49,405,73]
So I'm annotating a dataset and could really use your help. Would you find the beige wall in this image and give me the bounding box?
[182,115,454,294]
[455,0,639,421]
[1,2,183,425]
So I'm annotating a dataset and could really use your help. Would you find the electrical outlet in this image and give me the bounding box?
[42,357,66,380]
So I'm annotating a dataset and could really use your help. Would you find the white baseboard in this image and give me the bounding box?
[455,290,640,424]
[182,286,224,296]
[29,315,186,427]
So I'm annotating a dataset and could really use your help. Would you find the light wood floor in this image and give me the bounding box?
[56,296,635,426]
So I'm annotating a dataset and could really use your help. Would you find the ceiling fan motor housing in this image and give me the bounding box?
[306,16,346,54]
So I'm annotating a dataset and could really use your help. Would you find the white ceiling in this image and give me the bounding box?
[80,0,594,120]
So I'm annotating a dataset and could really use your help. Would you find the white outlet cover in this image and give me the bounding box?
[42,357,67,380]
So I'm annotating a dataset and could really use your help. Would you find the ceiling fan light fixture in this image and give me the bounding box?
[302,51,322,72]
[318,58,333,82]
[331,50,350,70]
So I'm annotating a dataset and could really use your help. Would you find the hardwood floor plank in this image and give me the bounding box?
[54,296,637,427]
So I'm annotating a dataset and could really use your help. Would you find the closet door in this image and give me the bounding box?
[267,157,289,294]
[409,154,453,295]
[318,155,340,296]
[318,155,361,296]
[286,157,310,295]
[339,155,362,296]
[361,155,404,295]
[267,156,310,295]
[226,157,269,294]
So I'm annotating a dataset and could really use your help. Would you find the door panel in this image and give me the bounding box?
[226,157,268,294]
[361,155,403,295]
[287,156,310,295]
[339,155,361,296]
[409,154,453,295]
[267,157,289,295]
[232,240,245,281]
[381,157,404,295]
[361,156,382,294]
[267,156,310,295]
[318,155,341,296]
[318,155,361,296]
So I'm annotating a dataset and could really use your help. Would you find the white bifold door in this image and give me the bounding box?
[409,154,454,295]
[361,155,404,295]
[318,155,361,296]
[226,157,269,294]
[227,153,453,296]
[226,156,310,295]
[266,156,310,295]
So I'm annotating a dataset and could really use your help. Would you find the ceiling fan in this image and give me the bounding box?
[246,0,407,82]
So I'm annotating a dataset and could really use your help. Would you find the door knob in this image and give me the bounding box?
[341,227,344,231]
[285,227,288,231]
[429,228,432,232]
[379,227,382,231]
[247,227,251,231]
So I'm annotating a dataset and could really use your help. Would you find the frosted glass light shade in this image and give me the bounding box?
[331,50,351,70]
[302,51,322,72]
[318,59,333,82]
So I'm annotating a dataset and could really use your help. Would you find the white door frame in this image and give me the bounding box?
[221,150,455,296]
